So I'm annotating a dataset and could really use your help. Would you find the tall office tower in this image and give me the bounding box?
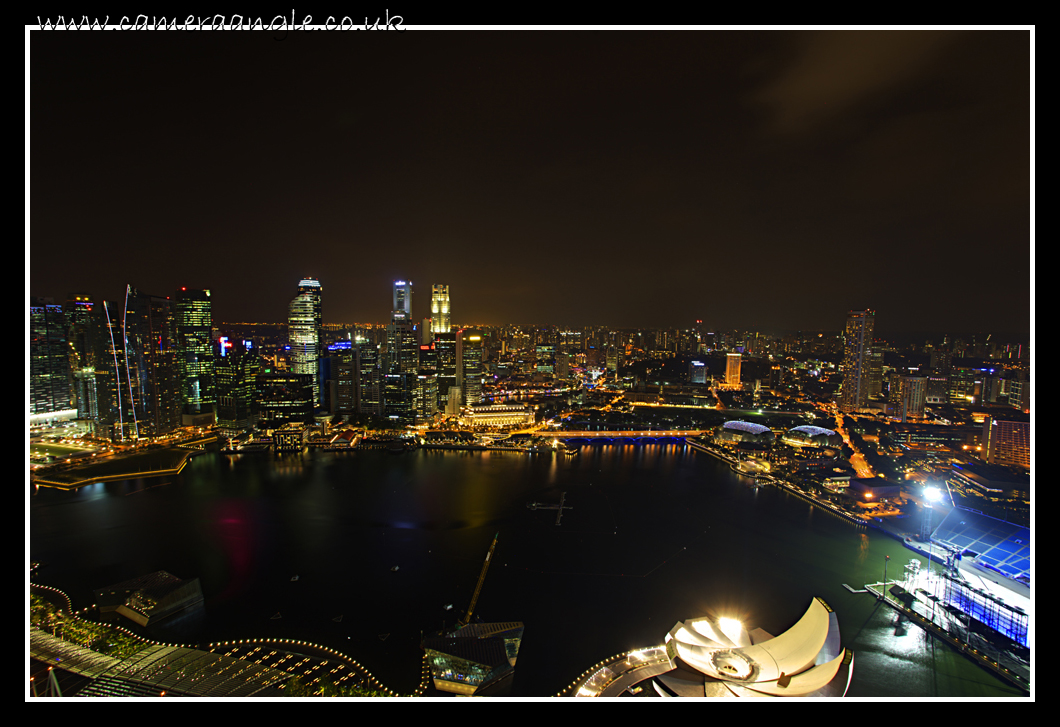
[415,370,439,423]
[215,337,261,437]
[867,349,884,397]
[65,293,112,423]
[925,375,949,404]
[98,300,125,436]
[335,355,356,414]
[458,329,483,405]
[433,332,457,410]
[555,352,571,380]
[174,288,215,417]
[386,321,419,373]
[839,309,875,413]
[355,341,383,416]
[605,347,621,374]
[982,416,1030,470]
[558,330,580,355]
[422,318,433,345]
[288,278,323,406]
[689,360,707,384]
[120,287,181,439]
[769,364,784,390]
[900,376,926,422]
[431,284,451,334]
[65,293,100,370]
[30,297,72,417]
[383,372,414,425]
[726,353,742,388]
[535,344,555,375]
[257,372,315,426]
[393,280,413,322]
[1007,378,1030,413]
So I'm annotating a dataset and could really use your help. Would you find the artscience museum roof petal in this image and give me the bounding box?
[666,598,847,697]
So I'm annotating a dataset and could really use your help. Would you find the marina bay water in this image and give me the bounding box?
[29,443,1021,697]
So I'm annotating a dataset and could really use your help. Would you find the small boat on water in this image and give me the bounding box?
[444,603,453,611]
[378,633,390,641]
[271,612,282,620]
[291,575,299,581]
[391,565,400,572]
[333,615,343,622]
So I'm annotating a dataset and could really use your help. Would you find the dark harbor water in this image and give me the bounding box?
[29,443,1024,698]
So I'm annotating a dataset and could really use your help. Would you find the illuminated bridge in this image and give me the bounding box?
[534,430,707,440]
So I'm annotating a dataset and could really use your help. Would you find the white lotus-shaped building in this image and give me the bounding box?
[565,597,852,697]
[661,597,849,697]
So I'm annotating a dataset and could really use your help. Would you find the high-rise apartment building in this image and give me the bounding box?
[174,288,215,417]
[288,278,323,406]
[840,309,875,413]
[431,284,450,334]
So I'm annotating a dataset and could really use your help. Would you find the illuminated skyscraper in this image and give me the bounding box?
[119,287,181,439]
[393,280,412,322]
[215,337,260,436]
[458,329,483,405]
[982,415,1030,470]
[431,284,451,334]
[29,297,72,417]
[840,309,875,413]
[288,278,323,406]
[726,353,742,388]
[174,288,215,416]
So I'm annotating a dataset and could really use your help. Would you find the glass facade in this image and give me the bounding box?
[288,278,322,406]
[175,288,215,415]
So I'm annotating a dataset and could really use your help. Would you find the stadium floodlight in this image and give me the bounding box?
[924,486,942,504]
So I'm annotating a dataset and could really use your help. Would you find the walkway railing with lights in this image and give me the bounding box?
[29,582,429,697]
[555,645,674,697]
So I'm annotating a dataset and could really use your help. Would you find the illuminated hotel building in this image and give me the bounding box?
[288,278,323,406]
[839,309,875,413]
[459,403,535,429]
[982,415,1030,470]
[174,288,214,416]
[726,353,742,388]
[431,284,451,334]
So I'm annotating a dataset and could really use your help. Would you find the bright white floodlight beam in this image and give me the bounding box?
[924,486,942,504]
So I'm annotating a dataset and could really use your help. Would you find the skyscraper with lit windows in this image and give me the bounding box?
[29,297,72,418]
[174,287,215,416]
[288,277,323,406]
[431,284,451,334]
[726,353,742,388]
[840,309,875,413]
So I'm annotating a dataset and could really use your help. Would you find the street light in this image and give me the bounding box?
[923,485,943,625]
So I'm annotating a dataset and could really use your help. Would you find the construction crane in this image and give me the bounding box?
[458,532,499,628]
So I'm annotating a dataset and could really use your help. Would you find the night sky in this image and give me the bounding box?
[29,27,1032,337]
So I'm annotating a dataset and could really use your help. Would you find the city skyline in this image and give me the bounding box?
[29,27,1032,336]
